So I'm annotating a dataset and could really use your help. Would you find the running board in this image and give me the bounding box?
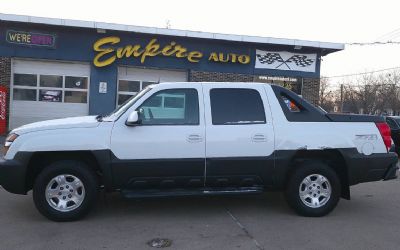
[120,187,263,199]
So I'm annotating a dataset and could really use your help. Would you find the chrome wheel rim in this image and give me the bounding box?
[299,174,331,208]
[45,174,85,212]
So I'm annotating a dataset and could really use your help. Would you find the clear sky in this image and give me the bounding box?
[1,0,400,84]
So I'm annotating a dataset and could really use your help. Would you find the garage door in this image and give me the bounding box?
[10,59,90,129]
[117,67,187,106]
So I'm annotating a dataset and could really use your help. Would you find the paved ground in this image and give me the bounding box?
[0,177,400,250]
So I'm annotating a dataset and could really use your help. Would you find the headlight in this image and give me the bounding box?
[3,133,18,155]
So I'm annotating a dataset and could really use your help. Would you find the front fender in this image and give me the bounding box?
[6,124,112,160]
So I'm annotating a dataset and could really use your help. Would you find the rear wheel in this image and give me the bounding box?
[33,160,98,221]
[285,161,341,217]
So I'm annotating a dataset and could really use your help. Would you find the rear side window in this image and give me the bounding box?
[210,88,266,125]
[281,95,301,112]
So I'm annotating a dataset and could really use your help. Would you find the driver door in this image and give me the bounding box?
[110,84,206,190]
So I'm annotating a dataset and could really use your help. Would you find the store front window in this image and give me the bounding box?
[117,80,157,106]
[13,74,89,103]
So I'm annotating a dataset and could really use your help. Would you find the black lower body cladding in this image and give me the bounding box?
[341,149,398,185]
[273,148,398,188]
[0,152,32,194]
[0,148,397,195]
[111,157,206,189]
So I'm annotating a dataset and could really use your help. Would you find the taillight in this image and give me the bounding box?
[375,122,392,152]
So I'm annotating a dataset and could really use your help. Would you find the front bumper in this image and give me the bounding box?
[0,153,31,194]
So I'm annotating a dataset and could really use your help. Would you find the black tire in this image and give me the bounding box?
[285,161,341,217]
[33,160,99,222]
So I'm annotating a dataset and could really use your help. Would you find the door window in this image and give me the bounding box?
[210,88,266,125]
[138,89,199,125]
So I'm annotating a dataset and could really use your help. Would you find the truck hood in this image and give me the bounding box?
[12,116,100,135]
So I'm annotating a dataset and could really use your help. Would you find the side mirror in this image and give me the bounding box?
[126,111,141,126]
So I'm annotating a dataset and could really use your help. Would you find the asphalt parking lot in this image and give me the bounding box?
[0,177,400,250]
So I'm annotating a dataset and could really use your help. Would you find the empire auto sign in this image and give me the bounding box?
[93,37,317,73]
[93,36,251,67]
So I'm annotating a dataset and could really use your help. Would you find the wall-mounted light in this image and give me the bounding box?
[97,29,106,34]
[294,45,302,50]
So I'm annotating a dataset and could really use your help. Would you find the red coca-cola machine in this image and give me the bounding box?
[0,86,7,135]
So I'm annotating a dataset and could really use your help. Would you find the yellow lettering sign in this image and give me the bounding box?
[92,36,249,67]
[208,52,250,64]
[174,45,188,58]
[93,37,204,67]
[218,53,229,63]
[140,38,162,63]
[162,42,177,56]
[238,55,250,64]
[93,36,120,67]
[208,52,219,62]
[230,53,237,63]
[116,45,143,58]
[188,51,203,62]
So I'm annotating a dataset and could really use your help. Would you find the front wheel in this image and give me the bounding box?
[33,160,99,221]
[285,161,341,217]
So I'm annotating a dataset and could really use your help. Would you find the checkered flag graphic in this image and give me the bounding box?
[256,53,284,64]
[286,55,314,67]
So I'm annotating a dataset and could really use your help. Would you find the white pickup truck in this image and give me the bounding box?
[0,82,398,221]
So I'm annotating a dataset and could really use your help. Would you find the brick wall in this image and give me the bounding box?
[301,78,320,106]
[189,70,254,82]
[0,57,11,87]
[0,57,11,133]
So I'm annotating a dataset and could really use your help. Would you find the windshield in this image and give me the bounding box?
[105,86,152,119]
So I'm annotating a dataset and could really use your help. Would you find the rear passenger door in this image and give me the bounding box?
[203,84,275,188]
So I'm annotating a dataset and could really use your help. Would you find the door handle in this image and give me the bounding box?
[251,134,267,142]
[187,134,203,143]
